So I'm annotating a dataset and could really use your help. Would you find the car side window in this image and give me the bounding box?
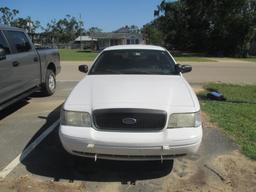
[4,30,31,53]
[0,32,11,55]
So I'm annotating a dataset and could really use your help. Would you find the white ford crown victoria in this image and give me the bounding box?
[59,45,202,161]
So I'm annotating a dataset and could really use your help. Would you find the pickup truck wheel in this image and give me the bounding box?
[42,69,56,96]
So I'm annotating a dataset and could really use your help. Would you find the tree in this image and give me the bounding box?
[87,27,102,35]
[45,15,84,43]
[0,7,41,33]
[0,7,19,25]
[11,17,41,33]
[142,21,164,45]
[115,25,141,33]
[153,0,256,56]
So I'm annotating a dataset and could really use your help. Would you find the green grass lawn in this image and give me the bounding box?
[200,83,256,159]
[59,48,216,62]
[59,49,98,61]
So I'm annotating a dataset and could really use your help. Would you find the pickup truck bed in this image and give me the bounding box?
[37,48,61,82]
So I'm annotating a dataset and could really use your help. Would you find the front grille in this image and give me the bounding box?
[93,108,167,131]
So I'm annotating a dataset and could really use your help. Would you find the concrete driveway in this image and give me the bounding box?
[0,58,255,192]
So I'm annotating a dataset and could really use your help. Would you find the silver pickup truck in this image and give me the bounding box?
[0,25,61,110]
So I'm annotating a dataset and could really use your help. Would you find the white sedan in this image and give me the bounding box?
[59,45,202,161]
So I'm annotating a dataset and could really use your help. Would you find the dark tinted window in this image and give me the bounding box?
[89,49,176,75]
[0,32,10,54]
[4,31,31,53]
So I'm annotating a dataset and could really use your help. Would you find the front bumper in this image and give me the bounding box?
[59,125,202,161]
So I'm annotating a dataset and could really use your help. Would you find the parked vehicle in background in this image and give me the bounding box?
[59,45,202,161]
[0,25,61,110]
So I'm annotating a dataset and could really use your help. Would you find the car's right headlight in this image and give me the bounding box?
[61,110,91,127]
[167,111,201,128]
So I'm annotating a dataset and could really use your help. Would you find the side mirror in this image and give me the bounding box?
[78,64,88,73]
[176,64,192,73]
[0,48,6,61]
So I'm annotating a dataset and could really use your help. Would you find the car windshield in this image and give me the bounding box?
[89,49,177,75]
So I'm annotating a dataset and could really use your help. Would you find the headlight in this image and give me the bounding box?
[168,111,201,128]
[61,110,91,127]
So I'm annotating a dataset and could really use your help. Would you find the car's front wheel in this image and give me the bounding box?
[41,69,56,96]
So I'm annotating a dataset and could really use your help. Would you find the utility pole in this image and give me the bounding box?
[79,14,83,50]
[27,21,33,40]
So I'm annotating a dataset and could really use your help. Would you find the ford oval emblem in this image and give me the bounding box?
[122,117,137,125]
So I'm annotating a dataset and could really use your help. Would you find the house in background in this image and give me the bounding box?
[92,32,144,50]
[74,26,145,50]
[73,36,97,49]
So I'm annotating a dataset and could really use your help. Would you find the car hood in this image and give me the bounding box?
[64,75,197,113]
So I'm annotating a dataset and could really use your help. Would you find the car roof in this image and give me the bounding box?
[0,25,25,32]
[103,44,166,51]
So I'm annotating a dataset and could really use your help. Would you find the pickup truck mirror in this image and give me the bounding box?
[0,48,6,61]
[176,64,192,73]
[78,64,89,73]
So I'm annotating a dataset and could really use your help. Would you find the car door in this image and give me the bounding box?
[0,30,18,104]
[3,30,40,93]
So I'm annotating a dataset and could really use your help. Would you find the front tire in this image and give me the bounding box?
[41,69,56,96]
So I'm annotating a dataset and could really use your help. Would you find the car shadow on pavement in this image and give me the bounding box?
[0,99,30,120]
[0,90,52,121]
[20,105,173,183]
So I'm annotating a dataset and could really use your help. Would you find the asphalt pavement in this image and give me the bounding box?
[183,58,256,84]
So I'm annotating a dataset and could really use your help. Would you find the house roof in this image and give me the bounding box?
[74,36,97,42]
[114,26,139,33]
[75,32,143,41]
[91,32,142,39]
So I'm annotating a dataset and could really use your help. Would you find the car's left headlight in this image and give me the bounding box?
[61,110,91,127]
[167,111,201,128]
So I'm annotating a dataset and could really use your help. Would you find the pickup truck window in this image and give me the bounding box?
[4,31,31,53]
[89,50,176,75]
[0,32,10,55]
